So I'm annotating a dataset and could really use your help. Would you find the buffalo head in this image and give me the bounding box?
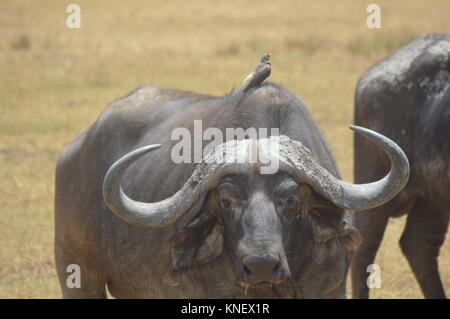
[102,126,409,289]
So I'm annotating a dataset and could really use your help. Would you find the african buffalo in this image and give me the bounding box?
[55,56,409,298]
[351,34,450,299]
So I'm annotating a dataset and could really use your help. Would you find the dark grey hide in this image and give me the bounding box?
[352,34,450,299]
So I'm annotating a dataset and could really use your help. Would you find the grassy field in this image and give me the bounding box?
[0,0,449,298]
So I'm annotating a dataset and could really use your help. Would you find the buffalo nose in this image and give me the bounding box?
[242,255,281,283]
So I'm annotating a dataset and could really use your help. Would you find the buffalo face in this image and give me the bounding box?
[216,173,294,286]
[212,172,362,288]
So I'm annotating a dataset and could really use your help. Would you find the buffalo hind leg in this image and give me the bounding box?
[399,199,449,299]
[351,206,390,299]
[55,243,108,299]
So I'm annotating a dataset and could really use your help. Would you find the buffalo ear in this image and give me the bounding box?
[300,184,361,250]
[171,208,223,271]
[308,207,361,250]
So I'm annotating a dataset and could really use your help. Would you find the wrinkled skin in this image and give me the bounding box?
[55,82,357,298]
[351,34,450,299]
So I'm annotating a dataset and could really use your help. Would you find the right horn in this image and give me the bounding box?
[272,126,409,212]
[334,125,410,211]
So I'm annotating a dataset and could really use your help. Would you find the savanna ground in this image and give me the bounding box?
[0,0,449,298]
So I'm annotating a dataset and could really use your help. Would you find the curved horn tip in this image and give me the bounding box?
[125,144,163,160]
[349,124,409,168]
[104,144,163,180]
[114,144,163,166]
[141,144,162,152]
[349,125,370,134]
[349,125,400,149]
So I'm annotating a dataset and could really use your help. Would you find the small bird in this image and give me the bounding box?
[242,53,272,92]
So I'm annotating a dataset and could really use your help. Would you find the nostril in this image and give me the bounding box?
[272,262,281,276]
[243,264,252,278]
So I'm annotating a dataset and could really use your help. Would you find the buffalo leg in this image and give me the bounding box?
[351,206,390,299]
[55,241,107,299]
[399,199,449,299]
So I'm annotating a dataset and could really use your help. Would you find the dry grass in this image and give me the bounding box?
[0,0,449,298]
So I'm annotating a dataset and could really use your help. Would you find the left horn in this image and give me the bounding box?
[102,141,254,227]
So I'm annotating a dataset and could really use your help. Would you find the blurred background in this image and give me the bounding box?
[0,0,449,298]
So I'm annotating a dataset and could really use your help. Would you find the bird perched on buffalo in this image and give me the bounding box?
[242,52,272,92]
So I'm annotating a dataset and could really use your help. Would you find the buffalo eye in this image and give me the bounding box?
[217,176,247,210]
[284,196,299,208]
[278,195,300,214]
[220,197,232,209]
[219,193,238,210]
[286,198,297,208]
